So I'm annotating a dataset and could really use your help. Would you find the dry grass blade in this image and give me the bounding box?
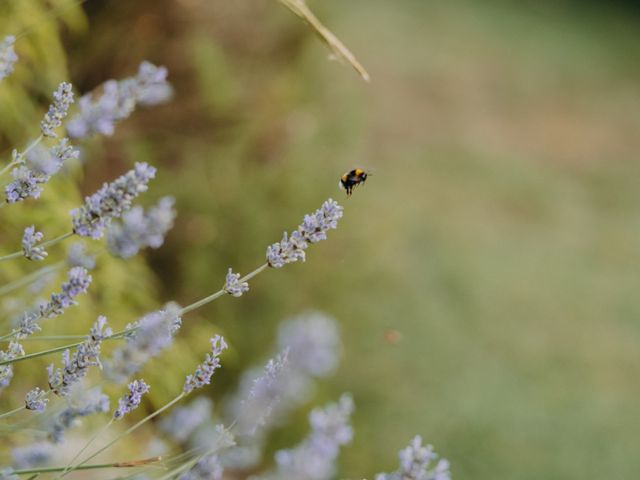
[278,0,371,82]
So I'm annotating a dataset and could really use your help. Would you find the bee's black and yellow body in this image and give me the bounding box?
[339,168,369,196]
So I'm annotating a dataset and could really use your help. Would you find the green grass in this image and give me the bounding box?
[277,1,640,478]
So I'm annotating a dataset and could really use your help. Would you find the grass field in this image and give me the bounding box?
[272,1,640,478]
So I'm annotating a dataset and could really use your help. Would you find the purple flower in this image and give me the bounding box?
[277,312,340,377]
[104,303,182,383]
[5,166,47,203]
[39,267,92,319]
[25,387,49,412]
[223,268,249,297]
[135,61,173,106]
[375,436,451,480]
[41,82,74,137]
[266,199,343,268]
[11,442,54,469]
[47,316,111,396]
[70,162,156,239]
[114,379,150,419]
[48,387,110,443]
[0,342,24,391]
[160,397,213,442]
[66,61,172,139]
[183,336,227,394]
[66,242,96,269]
[235,350,290,436]
[25,145,58,176]
[0,35,18,80]
[107,196,176,258]
[22,226,47,261]
[266,394,354,480]
[17,312,40,339]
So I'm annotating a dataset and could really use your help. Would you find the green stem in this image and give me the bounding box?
[179,263,268,315]
[72,393,186,472]
[58,418,115,479]
[11,457,163,475]
[0,261,63,297]
[0,135,44,176]
[0,404,25,420]
[40,231,74,250]
[0,232,74,264]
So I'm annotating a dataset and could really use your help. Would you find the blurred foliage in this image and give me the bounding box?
[2,0,640,479]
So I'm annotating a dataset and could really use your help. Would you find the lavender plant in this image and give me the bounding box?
[0,35,18,81]
[0,13,451,480]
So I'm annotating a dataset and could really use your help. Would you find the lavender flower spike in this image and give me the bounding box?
[237,349,290,435]
[25,387,49,412]
[375,436,451,480]
[114,379,150,419]
[49,387,110,443]
[41,82,74,137]
[39,267,92,319]
[22,226,48,261]
[0,342,24,390]
[71,162,156,239]
[67,61,172,139]
[5,166,47,203]
[107,196,176,258]
[0,35,18,80]
[11,442,54,469]
[223,268,249,297]
[183,335,228,394]
[266,199,343,268]
[47,316,111,396]
[104,302,182,383]
[268,394,354,480]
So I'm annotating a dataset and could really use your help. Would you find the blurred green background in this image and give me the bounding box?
[2,0,640,478]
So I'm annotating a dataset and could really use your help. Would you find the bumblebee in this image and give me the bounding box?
[339,168,369,196]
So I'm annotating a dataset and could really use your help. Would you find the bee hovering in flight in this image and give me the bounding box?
[339,168,370,196]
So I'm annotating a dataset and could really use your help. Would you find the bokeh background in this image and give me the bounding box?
[2,0,640,478]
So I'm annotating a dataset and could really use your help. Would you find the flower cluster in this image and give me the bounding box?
[233,349,290,436]
[375,436,451,480]
[30,138,80,176]
[66,242,96,269]
[221,313,340,469]
[47,316,111,396]
[114,379,150,419]
[0,35,18,80]
[40,82,74,138]
[267,198,343,268]
[48,387,110,443]
[277,311,340,377]
[160,397,213,443]
[22,226,47,261]
[106,196,176,258]
[5,166,48,204]
[5,137,79,204]
[25,387,49,412]
[183,335,228,394]
[70,162,156,239]
[66,61,173,138]
[39,267,92,319]
[223,268,249,297]
[104,303,182,383]
[11,442,54,470]
[263,394,354,480]
[0,342,24,390]
[17,311,41,339]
